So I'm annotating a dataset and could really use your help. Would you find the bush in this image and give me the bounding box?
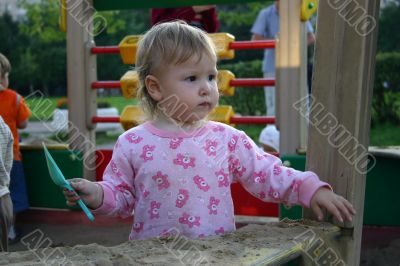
[372,52,400,125]
[218,60,266,115]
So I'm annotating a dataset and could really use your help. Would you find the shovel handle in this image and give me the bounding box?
[77,199,95,221]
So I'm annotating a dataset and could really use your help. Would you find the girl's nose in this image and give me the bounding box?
[199,81,212,96]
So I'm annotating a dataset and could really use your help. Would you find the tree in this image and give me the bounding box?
[378,2,400,52]
[13,0,150,96]
[13,0,66,95]
[0,13,36,92]
[218,1,270,64]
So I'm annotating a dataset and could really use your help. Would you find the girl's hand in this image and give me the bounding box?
[310,188,356,223]
[63,178,103,210]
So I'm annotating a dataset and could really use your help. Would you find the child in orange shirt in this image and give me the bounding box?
[0,53,31,243]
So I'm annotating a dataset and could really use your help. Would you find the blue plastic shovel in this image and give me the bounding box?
[42,143,94,221]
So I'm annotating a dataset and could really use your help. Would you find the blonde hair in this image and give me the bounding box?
[136,21,217,120]
[0,53,11,79]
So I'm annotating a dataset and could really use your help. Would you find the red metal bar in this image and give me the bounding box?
[92,116,120,123]
[93,116,275,125]
[91,40,275,55]
[91,46,120,54]
[92,78,275,90]
[229,40,275,50]
[230,78,275,87]
[91,81,121,89]
[230,116,275,125]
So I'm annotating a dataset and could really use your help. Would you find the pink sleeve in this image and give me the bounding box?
[91,138,136,218]
[230,132,331,208]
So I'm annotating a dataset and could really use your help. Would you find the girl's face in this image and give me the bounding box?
[154,53,219,124]
[0,73,9,90]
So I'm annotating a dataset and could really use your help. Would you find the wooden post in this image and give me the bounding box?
[66,0,98,181]
[299,23,309,151]
[276,0,308,155]
[303,0,380,264]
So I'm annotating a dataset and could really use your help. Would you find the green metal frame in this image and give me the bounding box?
[23,148,83,209]
[279,155,304,220]
[279,154,400,226]
[94,0,270,11]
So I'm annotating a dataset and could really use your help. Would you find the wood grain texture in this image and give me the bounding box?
[303,0,380,264]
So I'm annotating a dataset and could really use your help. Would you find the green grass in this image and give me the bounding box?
[98,96,137,113]
[236,124,265,143]
[26,96,60,121]
[26,96,137,121]
[370,123,400,146]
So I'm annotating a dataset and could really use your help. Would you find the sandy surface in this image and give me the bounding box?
[2,221,339,265]
[2,219,400,265]
[8,223,131,253]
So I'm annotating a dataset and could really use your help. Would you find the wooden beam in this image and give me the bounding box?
[277,0,307,155]
[66,0,97,181]
[303,0,380,264]
[299,24,309,151]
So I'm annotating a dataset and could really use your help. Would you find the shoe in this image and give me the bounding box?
[8,226,21,245]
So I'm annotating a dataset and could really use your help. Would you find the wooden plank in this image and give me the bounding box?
[66,0,97,181]
[299,24,308,151]
[93,0,271,11]
[303,0,380,264]
[277,0,303,155]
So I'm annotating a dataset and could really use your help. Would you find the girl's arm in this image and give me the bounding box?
[230,131,354,222]
[94,138,136,218]
[65,137,136,218]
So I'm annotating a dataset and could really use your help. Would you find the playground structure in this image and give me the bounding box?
[90,35,279,126]
[67,6,312,178]
[16,0,380,264]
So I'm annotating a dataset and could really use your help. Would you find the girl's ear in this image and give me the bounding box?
[145,75,162,101]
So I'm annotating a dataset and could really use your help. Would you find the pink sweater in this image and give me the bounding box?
[94,121,329,240]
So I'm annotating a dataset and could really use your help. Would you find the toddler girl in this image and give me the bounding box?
[64,21,355,240]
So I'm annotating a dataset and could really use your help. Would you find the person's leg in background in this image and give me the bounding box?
[0,193,13,251]
[259,72,280,152]
[8,160,29,244]
[307,62,313,95]
[263,72,276,117]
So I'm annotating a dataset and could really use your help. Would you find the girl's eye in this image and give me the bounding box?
[208,75,216,81]
[186,76,196,82]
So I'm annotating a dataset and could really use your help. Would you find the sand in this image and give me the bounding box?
[2,220,400,265]
[1,221,340,265]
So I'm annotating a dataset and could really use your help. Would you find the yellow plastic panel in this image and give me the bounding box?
[119,32,235,64]
[301,0,318,21]
[209,33,235,60]
[207,105,234,124]
[120,105,145,130]
[217,70,235,96]
[120,71,139,99]
[119,35,141,64]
